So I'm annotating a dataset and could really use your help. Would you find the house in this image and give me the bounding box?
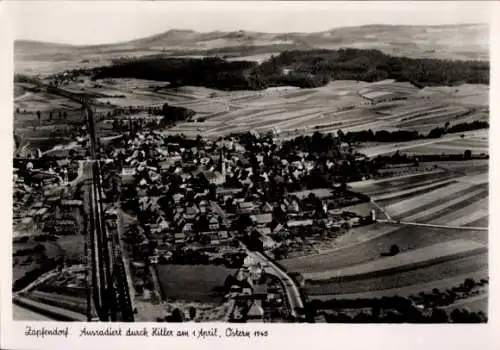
[34,207,49,219]
[32,201,44,209]
[348,217,361,226]
[256,227,271,236]
[182,223,193,233]
[238,201,256,214]
[272,223,284,234]
[206,171,225,185]
[243,255,256,267]
[287,219,313,227]
[173,193,184,203]
[200,157,211,166]
[248,265,263,281]
[260,202,273,213]
[217,187,241,197]
[287,199,300,213]
[60,199,83,208]
[251,213,273,226]
[184,205,199,220]
[258,235,276,250]
[121,168,136,185]
[208,216,220,231]
[242,287,253,296]
[45,218,78,234]
[315,314,328,323]
[174,232,186,244]
[246,300,264,322]
[230,285,243,293]
[218,231,229,240]
[56,159,70,168]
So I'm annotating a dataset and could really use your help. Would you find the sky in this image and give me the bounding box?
[4,1,495,45]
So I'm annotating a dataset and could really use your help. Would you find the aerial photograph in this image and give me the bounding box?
[11,2,490,323]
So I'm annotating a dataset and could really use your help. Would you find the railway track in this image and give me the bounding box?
[44,80,135,321]
[86,106,134,321]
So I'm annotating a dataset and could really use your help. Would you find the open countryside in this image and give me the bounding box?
[12,19,489,324]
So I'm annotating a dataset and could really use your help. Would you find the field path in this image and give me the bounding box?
[358,129,488,157]
[377,219,488,231]
[370,199,392,220]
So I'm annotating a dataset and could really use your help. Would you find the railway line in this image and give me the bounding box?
[85,103,134,321]
[38,79,135,322]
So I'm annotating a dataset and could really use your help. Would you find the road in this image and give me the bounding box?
[377,219,488,231]
[358,129,488,157]
[251,251,305,320]
[211,200,305,321]
[116,209,137,313]
[68,160,85,186]
[370,199,392,220]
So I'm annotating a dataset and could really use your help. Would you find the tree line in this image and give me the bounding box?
[306,277,488,323]
[90,48,489,91]
[339,120,489,144]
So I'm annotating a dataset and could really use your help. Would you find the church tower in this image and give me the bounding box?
[219,148,226,180]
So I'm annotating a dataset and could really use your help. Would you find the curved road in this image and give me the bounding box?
[210,200,305,321]
[251,251,305,320]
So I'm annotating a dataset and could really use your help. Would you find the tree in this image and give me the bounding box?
[464,149,472,160]
[389,244,400,256]
[170,308,185,322]
[476,311,488,323]
[36,110,41,124]
[337,129,345,141]
[430,308,449,323]
[233,213,253,233]
[450,308,468,323]
[188,306,197,321]
[463,277,476,292]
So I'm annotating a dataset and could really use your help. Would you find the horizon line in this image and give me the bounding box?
[14,22,488,48]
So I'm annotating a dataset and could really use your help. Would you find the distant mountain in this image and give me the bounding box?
[14,24,489,75]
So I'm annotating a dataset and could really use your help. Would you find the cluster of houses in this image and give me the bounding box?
[97,129,379,321]
[225,256,287,323]
[13,161,84,241]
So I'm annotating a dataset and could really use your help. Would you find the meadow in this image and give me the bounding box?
[156,264,235,303]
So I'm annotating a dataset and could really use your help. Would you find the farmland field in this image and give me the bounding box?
[305,253,487,297]
[303,239,486,282]
[357,129,488,158]
[59,77,489,141]
[348,159,489,227]
[313,270,488,300]
[15,76,485,144]
[398,135,489,156]
[13,304,55,321]
[281,223,487,274]
[283,152,489,300]
[156,264,236,303]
